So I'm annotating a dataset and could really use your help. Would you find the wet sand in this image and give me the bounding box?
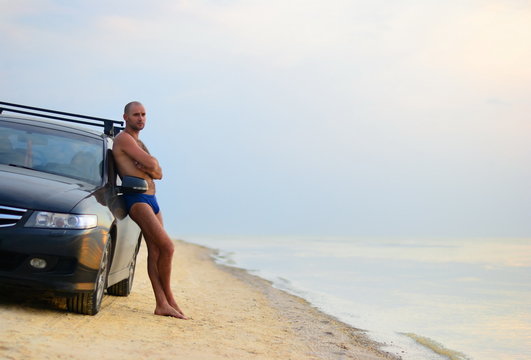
[0,240,399,360]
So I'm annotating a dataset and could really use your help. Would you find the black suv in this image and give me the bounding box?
[0,102,146,315]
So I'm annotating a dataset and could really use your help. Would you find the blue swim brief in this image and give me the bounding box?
[123,193,160,214]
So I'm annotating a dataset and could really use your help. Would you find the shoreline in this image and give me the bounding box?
[211,249,401,359]
[209,248,401,359]
[0,239,400,360]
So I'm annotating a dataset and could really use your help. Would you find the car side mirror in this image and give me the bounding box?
[119,176,148,193]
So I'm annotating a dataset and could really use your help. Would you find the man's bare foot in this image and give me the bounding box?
[154,305,187,319]
[168,300,186,317]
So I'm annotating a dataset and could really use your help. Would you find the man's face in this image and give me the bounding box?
[125,104,146,131]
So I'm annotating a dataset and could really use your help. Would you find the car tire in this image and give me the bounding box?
[66,238,111,315]
[107,249,137,297]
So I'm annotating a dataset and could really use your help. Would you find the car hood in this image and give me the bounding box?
[0,166,97,213]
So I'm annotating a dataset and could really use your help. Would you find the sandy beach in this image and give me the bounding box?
[0,240,399,360]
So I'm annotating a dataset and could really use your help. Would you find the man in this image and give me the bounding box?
[113,101,186,319]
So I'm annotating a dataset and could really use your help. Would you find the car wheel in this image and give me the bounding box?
[66,238,111,315]
[107,249,137,297]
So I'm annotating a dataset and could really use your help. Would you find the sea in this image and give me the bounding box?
[183,235,531,360]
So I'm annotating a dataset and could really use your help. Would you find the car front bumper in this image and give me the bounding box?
[0,226,108,293]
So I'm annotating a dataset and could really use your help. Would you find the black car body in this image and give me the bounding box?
[0,102,145,315]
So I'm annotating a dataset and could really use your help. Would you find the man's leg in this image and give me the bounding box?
[154,211,186,316]
[129,203,185,319]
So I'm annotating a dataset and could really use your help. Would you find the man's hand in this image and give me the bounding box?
[135,160,162,180]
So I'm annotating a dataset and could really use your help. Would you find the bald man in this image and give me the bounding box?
[113,101,186,319]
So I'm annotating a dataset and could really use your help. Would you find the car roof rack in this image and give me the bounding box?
[0,101,124,136]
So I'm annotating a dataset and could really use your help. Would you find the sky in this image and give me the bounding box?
[1,0,530,238]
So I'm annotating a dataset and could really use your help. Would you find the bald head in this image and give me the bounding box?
[122,102,147,133]
[124,101,143,115]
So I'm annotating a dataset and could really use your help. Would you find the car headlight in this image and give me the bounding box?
[25,212,97,229]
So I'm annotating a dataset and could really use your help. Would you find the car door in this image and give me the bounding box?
[105,143,142,284]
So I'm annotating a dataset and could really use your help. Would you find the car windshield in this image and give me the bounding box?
[0,121,104,185]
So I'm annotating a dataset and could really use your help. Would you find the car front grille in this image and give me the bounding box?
[0,205,27,228]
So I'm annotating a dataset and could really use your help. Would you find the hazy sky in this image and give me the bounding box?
[1,0,530,237]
